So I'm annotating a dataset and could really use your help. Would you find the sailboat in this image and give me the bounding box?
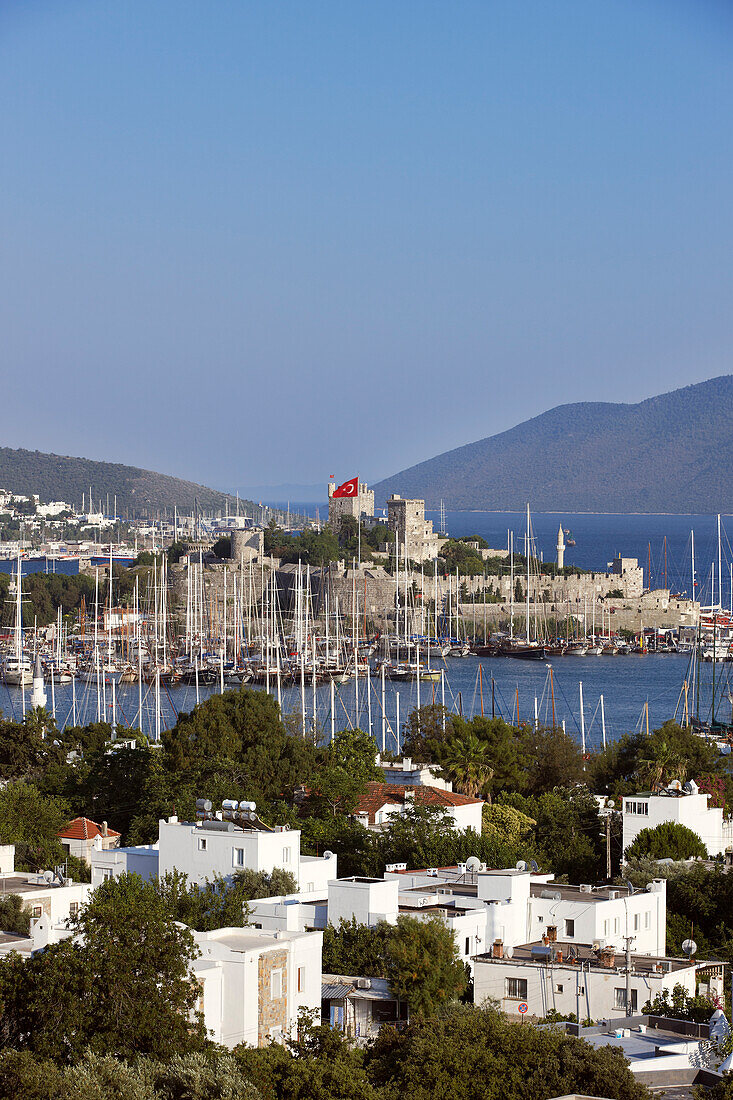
[3,555,32,685]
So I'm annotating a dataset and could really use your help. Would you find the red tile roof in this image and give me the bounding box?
[354,782,483,825]
[58,817,121,841]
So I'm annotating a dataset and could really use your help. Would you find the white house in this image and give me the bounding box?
[376,756,453,791]
[58,816,121,866]
[191,926,323,1047]
[473,941,724,1021]
[91,807,338,893]
[622,780,733,858]
[353,782,483,832]
[0,845,91,934]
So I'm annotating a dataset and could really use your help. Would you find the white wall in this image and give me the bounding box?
[90,845,159,888]
[528,883,666,957]
[622,791,730,858]
[474,957,698,1021]
[328,878,399,927]
[158,820,302,887]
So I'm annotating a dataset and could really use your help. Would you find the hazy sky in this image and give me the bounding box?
[1,1,732,493]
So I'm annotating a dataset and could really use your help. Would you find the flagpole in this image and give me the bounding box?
[357,474,361,568]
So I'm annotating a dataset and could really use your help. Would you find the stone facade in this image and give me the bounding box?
[328,481,374,529]
[387,495,441,562]
[258,948,289,1045]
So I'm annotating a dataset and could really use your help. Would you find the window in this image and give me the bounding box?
[465,937,471,955]
[505,978,527,1000]
[644,911,651,930]
[233,847,244,867]
[633,913,640,931]
[102,869,113,881]
[626,801,649,817]
[31,905,42,919]
[555,983,564,994]
[271,969,283,1000]
[565,919,575,938]
[282,847,291,864]
[69,902,79,917]
[198,837,207,852]
[537,915,543,923]
[603,920,609,937]
[615,988,637,1011]
[297,966,305,992]
[614,918,619,934]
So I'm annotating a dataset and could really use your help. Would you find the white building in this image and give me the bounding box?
[0,845,91,934]
[353,782,483,833]
[191,926,323,1047]
[250,865,667,979]
[622,780,733,859]
[473,941,724,1022]
[376,756,453,791]
[58,816,121,866]
[91,809,338,893]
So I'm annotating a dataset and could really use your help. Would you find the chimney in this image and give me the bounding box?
[102,821,108,837]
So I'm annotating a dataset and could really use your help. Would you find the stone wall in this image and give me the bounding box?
[258,948,289,1045]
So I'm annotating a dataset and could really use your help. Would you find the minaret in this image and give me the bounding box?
[556,524,565,570]
[30,652,47,710]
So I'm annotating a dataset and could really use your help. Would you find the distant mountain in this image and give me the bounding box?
[374,376,733,513]
[0,447,251,517]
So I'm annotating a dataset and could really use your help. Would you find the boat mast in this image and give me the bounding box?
[525,504,530,642]
[717,513,722,610]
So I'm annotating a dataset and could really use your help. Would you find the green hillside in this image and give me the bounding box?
[373,376,733,512]
[0,447,248,517]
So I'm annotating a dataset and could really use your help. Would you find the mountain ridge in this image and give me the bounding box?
[0,447,250,517]
[373,376,733,512]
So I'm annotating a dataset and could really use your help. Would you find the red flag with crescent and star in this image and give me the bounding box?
[333,476,358,498]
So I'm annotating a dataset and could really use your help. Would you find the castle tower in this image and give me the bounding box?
[556,524,565,570]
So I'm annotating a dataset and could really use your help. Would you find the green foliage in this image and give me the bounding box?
[0,893,31,935]
[387,916,467,1018]
[626,821,707,861]
[158,867,297,931]
[502,786,606,883]
[438,539,486,576]
[163,688,316,812]
[311,729,382,816]
[264,520,341,566]
[0,716,65,783]
[365,1003,648,1100]
[590,721,721,800]
[323,917,392,978]
[482,803,536,846]
[642,982,721,1022]
[0,780,70,870]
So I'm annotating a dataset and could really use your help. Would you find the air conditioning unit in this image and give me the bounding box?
[579,884,593,893]
[386,862,407,873]
[608,890,620,900]
[426,868,438,877]
[356,978,371,990]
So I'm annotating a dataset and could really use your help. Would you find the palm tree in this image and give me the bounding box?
[443,735,495,800]
[636,740,687,793]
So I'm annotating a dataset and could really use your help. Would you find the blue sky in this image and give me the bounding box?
[1,1,731,494]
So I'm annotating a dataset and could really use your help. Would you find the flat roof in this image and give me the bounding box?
[475,941,723,976]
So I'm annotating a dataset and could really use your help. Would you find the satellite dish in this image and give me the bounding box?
[323,850,335,860]
[624,879,635,896]
[529,860,539,873]
[606,799,615,809]
[43,870,54,884]
[592,941,601,952]
[515,860,529,872]
[505,945,514,959]
[465,856,482,873]
[682,939,697,957]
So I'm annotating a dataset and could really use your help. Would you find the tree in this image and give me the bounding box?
[636,738,687,793]
[387,916,467,1019]
[323,917,392,978]
[0,781,70,870]
[0,893,31,936]
[365,1003,648,1100]
[626,821,707,861]
[0,875,206,1061]
[503,787,605,883]
[311,729,382,816]
[642,982,721,1022]
[482,803,536,847]
[442,734,494,799]
[211,536,231,559]
[158,867,297,931]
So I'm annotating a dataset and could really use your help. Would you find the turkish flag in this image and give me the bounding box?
[333,476,358,498]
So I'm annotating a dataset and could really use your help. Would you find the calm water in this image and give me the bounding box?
[6,509,727,748]
[4,649,726,752]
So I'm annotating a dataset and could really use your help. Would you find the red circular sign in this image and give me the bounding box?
[518,1002,528,1015]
